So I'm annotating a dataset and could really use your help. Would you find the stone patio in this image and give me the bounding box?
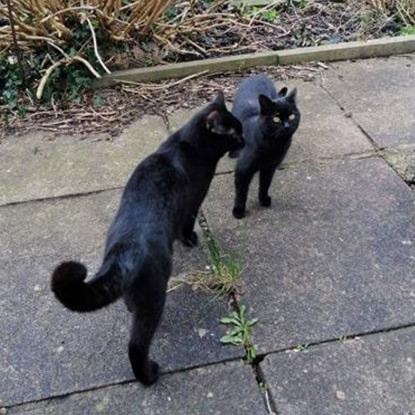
[1,55,415,414]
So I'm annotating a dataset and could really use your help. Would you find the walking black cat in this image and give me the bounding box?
[230,74,300,219]
[51,92,244,386]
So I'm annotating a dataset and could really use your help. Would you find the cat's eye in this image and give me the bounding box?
[273,115,281,123]
[289,114,296,121]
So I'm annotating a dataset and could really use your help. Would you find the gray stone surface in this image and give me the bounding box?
[0,115,167,206]
[285,80,373,164]
[2,56,415,413]
[202,157,415,353]
[261,327,415,415]
[323,56,415,147]
[7,362,266,415]
[0,190,243,406]
[382,145,415,186]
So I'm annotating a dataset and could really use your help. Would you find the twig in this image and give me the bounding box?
[36,61,63,99]
[72,56,102,78]
[5,0,26,88]
[86,17,111,74]
[114,69,210,90]
[40,6,98,23]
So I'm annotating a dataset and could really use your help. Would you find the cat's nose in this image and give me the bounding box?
[283,121,290,129]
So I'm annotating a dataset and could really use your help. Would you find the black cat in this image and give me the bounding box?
[230,74,300,219]
[51,92,244,386]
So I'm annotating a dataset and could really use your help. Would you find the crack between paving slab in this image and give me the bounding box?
[319,72,380,151]
[11,321,413,412]
[214,150,385,181]
[0,150,387,210]
[256,320,415,359]
[0,186,123,209]
[197,210,279,415]
[1,356,244,411]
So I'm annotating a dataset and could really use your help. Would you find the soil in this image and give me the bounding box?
[109,0,402,71]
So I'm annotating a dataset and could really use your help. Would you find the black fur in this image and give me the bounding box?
[230,75,300,219]
[51,92,244,386]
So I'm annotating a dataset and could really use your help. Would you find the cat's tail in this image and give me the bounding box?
[51,261,123,312]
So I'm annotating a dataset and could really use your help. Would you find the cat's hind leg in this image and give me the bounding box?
[233,167,255,219]
[127,262,169,386]
[181,212,198,247]
[258,165,277,207]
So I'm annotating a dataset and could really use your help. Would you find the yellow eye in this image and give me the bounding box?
[289,114,295,121]
[273,115,280,123]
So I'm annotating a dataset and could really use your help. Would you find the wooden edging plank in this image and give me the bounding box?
[94,35,415,88]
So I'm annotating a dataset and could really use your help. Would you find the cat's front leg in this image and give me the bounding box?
[233,167,255,219]
[259,165,277,207]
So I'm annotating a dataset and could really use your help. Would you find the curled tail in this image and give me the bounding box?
[51,260,123,312]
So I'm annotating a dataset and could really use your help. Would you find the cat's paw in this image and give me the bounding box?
[259,195,272,207]
[137,360,160,386]
[182,231,198,247]
[233,206,246,219]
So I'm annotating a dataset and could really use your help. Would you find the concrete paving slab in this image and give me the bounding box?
[0,190,121,261]
[0,190,243,406]
[285,80,373,164]
[0,252,242,406]
[202,157,415,353]
[0,189,206,265]
[323,56,415,147]
[260,326,415,415]
[7,361,266,415]
[382,145,415,187]
[0,115,167,206]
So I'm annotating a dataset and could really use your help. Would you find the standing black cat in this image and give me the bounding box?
[230,74,300,219]
[51,92,243,386]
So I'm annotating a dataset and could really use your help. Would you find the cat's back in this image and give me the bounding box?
[125,137,187,202]
[233,75,277,120]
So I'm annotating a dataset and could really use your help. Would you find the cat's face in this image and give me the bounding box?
[258,88,300,138]
[205,92,245,152]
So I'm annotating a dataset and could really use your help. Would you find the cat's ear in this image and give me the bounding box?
[212,91,226,107]
[279,87,288,97]
[287,88,297,103]
[258,94,274,116]
[205,110,221,133]
[205,110,234,136]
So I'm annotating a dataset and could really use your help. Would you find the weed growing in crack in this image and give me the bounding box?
[197,212,246,298]
[294,343,309,352]
[220,304,259,364]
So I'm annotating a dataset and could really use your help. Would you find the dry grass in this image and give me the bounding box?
[0,0,175,48]
[370,0,415,24]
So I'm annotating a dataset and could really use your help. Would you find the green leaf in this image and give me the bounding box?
[248,318,258,327]
[229,327,243,336]
[220,335,237,344]
[219,317,240,325]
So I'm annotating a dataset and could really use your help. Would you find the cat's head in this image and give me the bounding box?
[258,87,300,138]
[203,91,245,152]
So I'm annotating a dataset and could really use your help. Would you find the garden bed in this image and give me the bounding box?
[1,0,414,137]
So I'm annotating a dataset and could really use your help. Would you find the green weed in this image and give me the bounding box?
[400,25,415,36]
[295,343,309,352]
[220,304,259,363]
